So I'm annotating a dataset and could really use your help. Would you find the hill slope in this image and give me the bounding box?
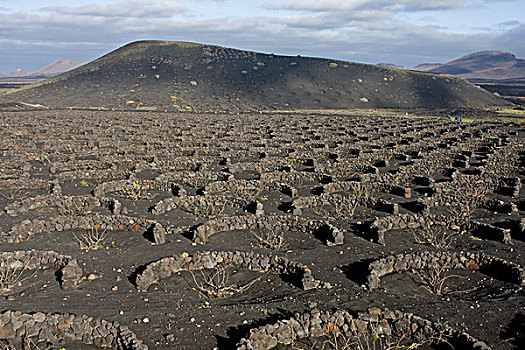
[428,51,525,80]
[0,41,508,111]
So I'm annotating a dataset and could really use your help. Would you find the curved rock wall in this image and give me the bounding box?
[0,311,147,349]
[135,250,330,292]
[237,308,490,350]
[366,250,525,289]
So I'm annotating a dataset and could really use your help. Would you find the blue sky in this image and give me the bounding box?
[1,0,524,73]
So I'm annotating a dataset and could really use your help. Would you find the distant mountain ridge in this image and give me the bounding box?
[414,51,525,80]
[376,63,408,69]
[0,40,508,110]
[413,63,442,72]
[0,68,31,77]
[1,60,84,78]
[30,60,84,77]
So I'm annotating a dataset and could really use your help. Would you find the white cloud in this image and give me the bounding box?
[0,0,523,73]
[265,0,467,12]
[41,0,186,19]
[497,20,522,30]
[497,24,525,54]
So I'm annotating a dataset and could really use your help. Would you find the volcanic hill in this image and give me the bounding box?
[0,40,508,111]
[427,51,525,80]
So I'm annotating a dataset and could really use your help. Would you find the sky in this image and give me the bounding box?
[1,0,524,73]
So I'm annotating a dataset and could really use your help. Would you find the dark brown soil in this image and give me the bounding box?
[0,110,523,349]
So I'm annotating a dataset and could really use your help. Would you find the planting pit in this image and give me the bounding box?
[134,251,330,292]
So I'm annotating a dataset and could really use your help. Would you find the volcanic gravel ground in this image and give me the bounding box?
[0,110,523,349]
